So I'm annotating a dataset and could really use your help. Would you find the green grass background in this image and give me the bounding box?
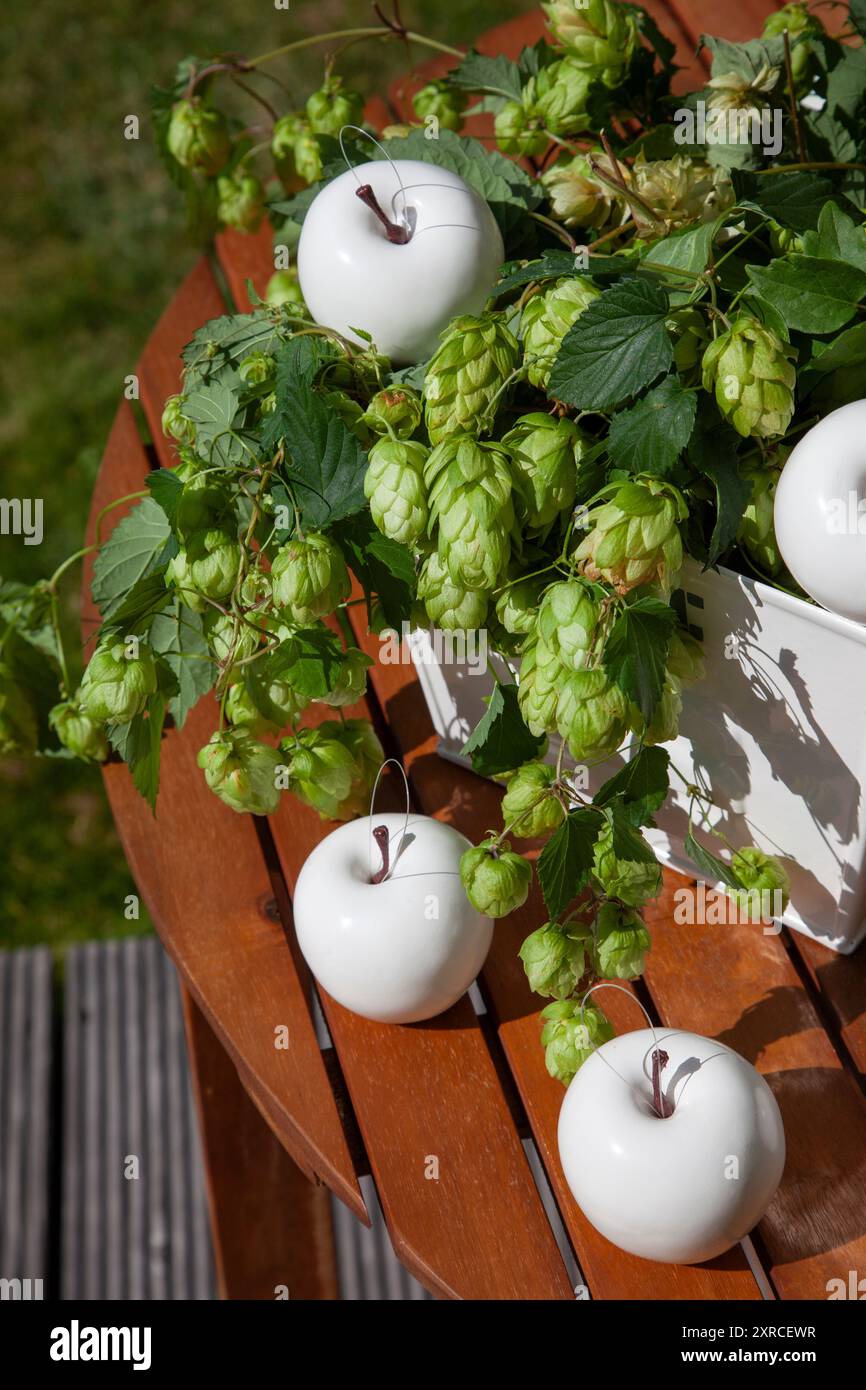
[0,0,529,956]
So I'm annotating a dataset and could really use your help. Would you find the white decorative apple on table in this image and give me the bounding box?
[297,158,505,364]
[293,811,493,1024]
[774,399,866,624]
[558,1026,785,1265]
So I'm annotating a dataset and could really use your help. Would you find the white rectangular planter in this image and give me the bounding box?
[410,560,866,955]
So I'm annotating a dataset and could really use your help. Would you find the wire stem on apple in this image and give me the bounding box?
[370,823,391,883]
[652,1047,674,1118]
[354,184,411,244]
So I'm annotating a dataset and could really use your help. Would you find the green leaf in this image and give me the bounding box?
[149,600,215,729]
[731,169,856,232]
[536,808,603,918]
[602,598,677,724]
[700,34,785,83]
[606,377,697,477]
[446,49,523,100]
[685,824,742,890]
[181,311,283,388]
[801,203,866,271]
[462,683,545,778]
[548,277,672,411]
[745,256,866,334]
[267,627,346,699]
[146,469,184,527]
[183,383,252,467]
[108,694,166,813]
[604,804,658,864]
[699,453,752,568]
[91,499,172,621]
[808,323,866,373]
[334,513,415,632]
[262,339,368,529]
[594,746,670,827]
[102,569,173,631]
[643,222,717,278]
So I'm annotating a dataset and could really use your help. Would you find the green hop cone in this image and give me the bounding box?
[738,462,785,576]
[318,647,372,708]
[593,901,651,979]
[725,847,790,922]
[161,394,196,445]
[633,677,682,746]
[238,351,275,386]
[501,762,564,839]
[305,77,364,138]
[532,56,593,137]
[503,414,586,531]
[328,346,390,395]
[271,533,350,624]
[542,0,639,83]
[666,628,705,687]
[226,675,308,736]
[49,697,110,762]
[763,3,825,87]
[519,920,593,1000]
[80,641,157,725]
[536,580,599,671]
[166,99,231,176]
[423,313,519,444]
[327,718,385,819]
[0,667,38,755]
[281,724,358,821]
[270,112,308,182]
[701,316,797,440]
[198,728,282,816]
[575,478,686,594]
[630,154,732,238]
[667,307,708,375]
[556,668,629,761]
[592,822,662,907]
[203,611,259,672]
[494,99,548,158]
[417,552,489,631]
[264,269,306,310]
[361,387,422,440]
[216,172,265,234]
[541,151,625,229]
[294,130,322,185]
[412,79,468,132]
[167,528,241,610]
[768,221,804,257]
[460,838,532,918]
[540,1000,615,1085]
[426,436,515,591]
[517,637,562,737]
[175,476,235,539]
[521,277,601,390]
[495,574,545,637]
[364,437,429,547]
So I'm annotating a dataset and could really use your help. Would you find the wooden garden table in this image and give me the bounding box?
[81,2,866,1300]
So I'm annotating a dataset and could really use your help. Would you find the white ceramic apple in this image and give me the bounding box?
[296,159,505,364]
[774,399,866,624]
[558,1027,785,1264]
[292,811,493,1024]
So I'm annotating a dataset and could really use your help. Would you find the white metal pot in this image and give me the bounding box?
[409,560,866,954]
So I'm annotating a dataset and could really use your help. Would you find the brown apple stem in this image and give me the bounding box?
[355,183,411,244]
[652,1048,673,1118]
[371,823,391,883]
